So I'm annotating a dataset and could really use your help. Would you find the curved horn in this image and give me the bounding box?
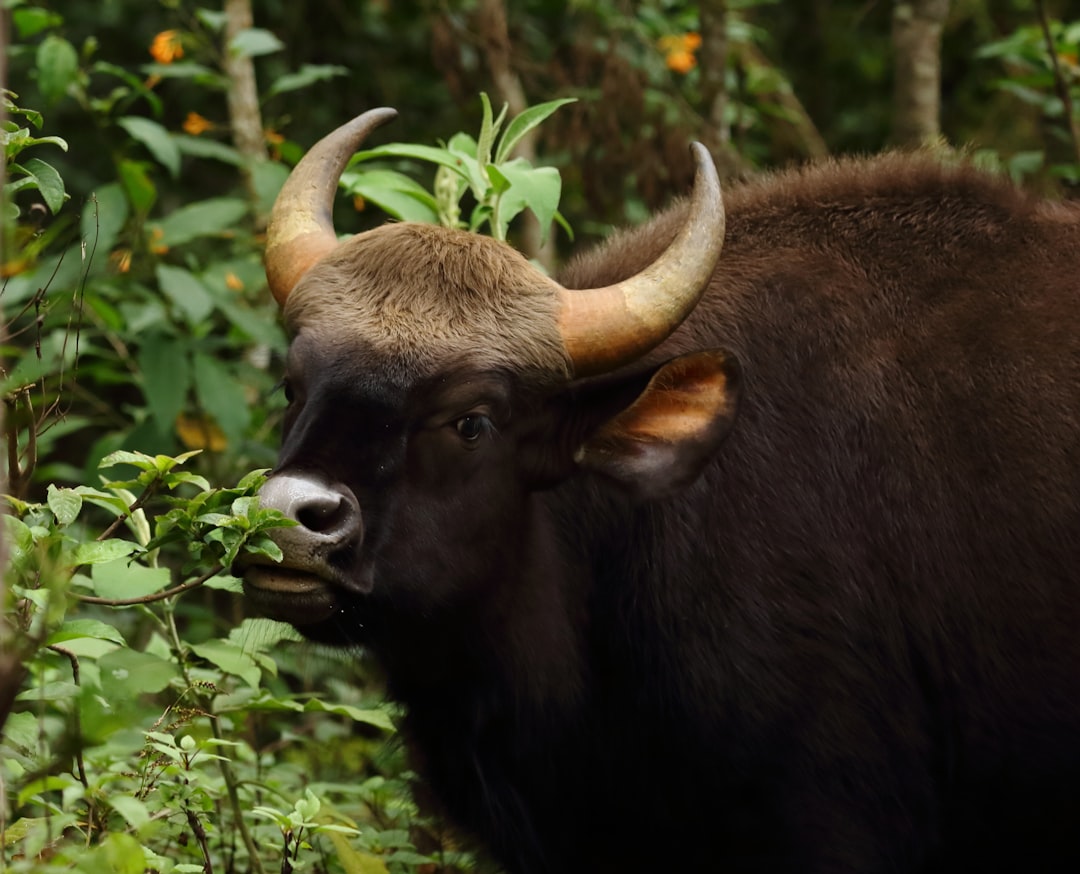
[265,107,399,306]
[557,142,725,377]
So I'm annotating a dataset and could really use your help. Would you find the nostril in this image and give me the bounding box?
[297,494,348,533]
[259,474,362,549]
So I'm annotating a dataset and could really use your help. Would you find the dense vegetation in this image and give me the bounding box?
[2,1,1078,871]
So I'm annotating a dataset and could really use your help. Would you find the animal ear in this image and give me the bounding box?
[575,349,740,501]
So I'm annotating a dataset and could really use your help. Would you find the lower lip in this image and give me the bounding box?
[243,569,340,625]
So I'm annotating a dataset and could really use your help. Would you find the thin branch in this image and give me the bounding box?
[73,564,223,607]
[185,807,215,874]
[95,482,158,543]
[1035,0,1080,167]
[45,645,91,799]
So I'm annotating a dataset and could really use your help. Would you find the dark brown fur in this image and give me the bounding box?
[253,153,1080,873]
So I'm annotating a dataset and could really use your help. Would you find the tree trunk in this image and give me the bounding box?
[698,0,744,178]
[890,0,950,148]
[223,0,269,225]
[474,0,556,270]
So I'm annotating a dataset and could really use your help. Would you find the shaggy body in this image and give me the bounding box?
[259,155,1080,873]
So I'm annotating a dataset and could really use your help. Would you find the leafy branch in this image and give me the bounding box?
[341,92,575,244]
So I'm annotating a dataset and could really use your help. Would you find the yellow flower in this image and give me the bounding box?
[182,111,213,136]
[176,413,228,452]
[225,271,244,291]
[659,32,701,74]
[149,30,184,64]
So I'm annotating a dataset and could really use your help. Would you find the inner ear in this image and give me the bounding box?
[575,349,741,501]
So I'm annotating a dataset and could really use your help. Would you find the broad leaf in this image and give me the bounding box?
[136,334,191,435]
[72,539,139,566]
[229,27,284,58]
[90,558,170,600]
[193,352,251,442]
[19,158,66,214]
[118,117,181,179]
[267,64,348,97]
[46,484,81,525]
[495,97,577,164]
[35,35,78,104]
[156,264,215,325]
[153,196,249,248]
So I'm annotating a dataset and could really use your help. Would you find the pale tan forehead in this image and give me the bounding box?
[282,223,571,381]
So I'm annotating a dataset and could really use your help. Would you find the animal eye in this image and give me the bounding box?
[456,415,489,442]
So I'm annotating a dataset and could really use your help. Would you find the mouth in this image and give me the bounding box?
[242,567,342,625]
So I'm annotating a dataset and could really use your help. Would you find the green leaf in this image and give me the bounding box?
[492,160,562,243]
[47,484,82,525]
[229,27,284,58]
[72,539,139,566]
[89,557,170,600]
[81,183,129,257]
[117,117,181,179]
[81,831,147,874]
[108,795,150,830]
[496,98,577,164]
[486,163,512,195]
[152,197,248,247]
[193,352,251,441]
[137,334,190,433]
[476,92,507,171]
[301,698,394,732]
[174,134,243,166]
[156,264,215,325]
[340,168,439,223]
[19,157,66,214]
[2,712,40,754]
[98,450,155,471]
[228,617,303,651]
[116,159,156,213]
[267,64,349,97]
[13,6,63,39]
[325,832,391,874]
[189,639,262,688]
[352,142,475,180]
[47,619,126,646]
[98,648,177,696]
[36,35,79,104]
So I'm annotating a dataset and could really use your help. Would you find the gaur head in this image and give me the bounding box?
[240,108,739,645]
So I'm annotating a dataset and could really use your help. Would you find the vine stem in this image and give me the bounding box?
[162,600,267,874]
[73,564,223,606]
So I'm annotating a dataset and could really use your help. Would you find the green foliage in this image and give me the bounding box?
[343,93,576,243]
[976,17,1080,184]
[3,4,1078,874]
[1,451,467,873]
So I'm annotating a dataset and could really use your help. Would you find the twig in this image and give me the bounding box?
[73,564,223,607]
[1035,0,1080,167]
[95,483,157,543]
[185,807,215,874]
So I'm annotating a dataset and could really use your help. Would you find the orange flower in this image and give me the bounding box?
[182,111,214,136]
[149,30,184,64]
[659,32,701,74]
[352,194,367,212]
[264,128,285,160]
[225,271,244,291]
[110,248,133,273]
[149,227,169,256]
